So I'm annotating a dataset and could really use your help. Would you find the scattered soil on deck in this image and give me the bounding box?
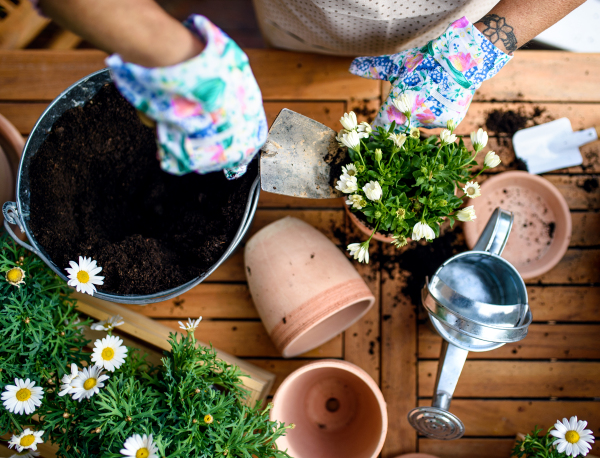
[29,83,256,295]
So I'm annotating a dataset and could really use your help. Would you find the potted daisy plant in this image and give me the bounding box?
[334,97,501,263]
[513,416,595,457]
[0,233,293,458]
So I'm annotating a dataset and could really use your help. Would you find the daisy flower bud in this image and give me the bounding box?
[439,129,457,145]
[357,122,372,134]
[340,130,361,150]
[363,181,382,201]
[412,221,435,241]
[374,148,383,162]
[456,206,477,222]
[470,128,488,152]
[393,92,415,118]
[389,133,407,149]
[484,151,501,168]
[446,119,458,132]
[340,112,358,131]
[347,242,370,264]
[335,174,358,194]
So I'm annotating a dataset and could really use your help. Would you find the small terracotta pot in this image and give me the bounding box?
[343,199,394,243]
[271,359,387,458]
[463,171,571,280]
[244,217,375,358]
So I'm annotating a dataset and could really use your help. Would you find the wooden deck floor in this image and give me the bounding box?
[1,50,599,458]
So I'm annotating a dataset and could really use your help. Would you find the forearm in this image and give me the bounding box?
[474,0,586,54]
[38,0,204,67]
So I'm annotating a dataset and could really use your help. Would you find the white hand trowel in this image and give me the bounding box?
[512,118,598,174]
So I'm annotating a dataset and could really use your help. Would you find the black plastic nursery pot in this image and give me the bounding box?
[2,69,260,304]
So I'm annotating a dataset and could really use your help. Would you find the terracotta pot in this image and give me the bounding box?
[271,359,387,458]
[0,113,24,225]
[463,171,571,280]
[343,199,394,243]
[244,217,375,358]
[393,455,440,458]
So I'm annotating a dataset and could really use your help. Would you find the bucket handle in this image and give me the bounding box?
[3,201,38,254]
[472,207,514,256]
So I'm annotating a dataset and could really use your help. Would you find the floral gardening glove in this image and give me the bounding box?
[350,16,512,130]
[106,15,267,179]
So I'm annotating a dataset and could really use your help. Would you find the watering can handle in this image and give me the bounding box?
[472,207,514,256]
[2,202,39,254]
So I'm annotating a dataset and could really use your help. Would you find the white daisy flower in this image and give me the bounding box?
[484,151,501,168]
[10,449,41,458]
[339,112,358,131]
[346,194,364,210]
[70,365,109,401]
[462,181,481,199]
[363,181,382,201]
[393,92,415,117]
[446,119,458,132]
[90,315,125,332]
[340,130,361,150]
[347,242,370,264]
[120,433,159,458]
[342,163,358,177]
[409,127,420,138]
[550,416,595,457]
[65,256,104,296]
[2,378,44,415]
[335,174,358,194]
[6,267,26,288]
[178,316,203,333]
[439,129,457,145]
[357,121,372,134]
[389,132,407,149]
[58,363,79,397]
[456,206,477,222]
[8,429,44,453]
[412,221,436,241]
[91,335,128,372]
[470,128,488,152]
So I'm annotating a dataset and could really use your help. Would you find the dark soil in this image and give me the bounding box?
[484,106,547,137]
[381,226,467,307]
[578,177,599,193]
[29,83,257,295]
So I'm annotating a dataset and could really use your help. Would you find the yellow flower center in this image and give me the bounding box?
[7,268,23,283]
[16,388,32,402]
[467,187,475,195]
[77,270,90,283]
[565,430,580,444]
[204,414,214,424]
[101,347,115,361]
[136,447,150,458]
[20,434,35,447]
[83,378,97,390]
[347,170,356,176]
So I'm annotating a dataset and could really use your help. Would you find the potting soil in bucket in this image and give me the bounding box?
[28,83,257,295]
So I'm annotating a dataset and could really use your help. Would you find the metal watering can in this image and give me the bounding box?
[408,208,532,440]
[2,69,260,305]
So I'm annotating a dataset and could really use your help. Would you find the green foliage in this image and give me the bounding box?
[0,231,91,436]
[512,426,566,458]
[1,232,292,458]
[339,120,486,245]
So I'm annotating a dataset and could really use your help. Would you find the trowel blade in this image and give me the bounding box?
[260,109,346,199]
[513,118,583,175]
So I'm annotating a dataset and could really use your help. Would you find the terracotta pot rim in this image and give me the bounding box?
[344,199,395,243]
[0,113,25,175]
[271,359,388,458]
[463,171,571,280]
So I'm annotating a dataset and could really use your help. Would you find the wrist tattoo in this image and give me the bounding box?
[476,14,518,53]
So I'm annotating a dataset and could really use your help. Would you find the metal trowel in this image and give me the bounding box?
[513,118,599,174]
[260,109,346,199]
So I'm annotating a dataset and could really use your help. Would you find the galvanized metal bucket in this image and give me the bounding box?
[2,69,260,305]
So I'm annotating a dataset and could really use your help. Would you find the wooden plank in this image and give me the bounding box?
[264,101,344,131]
[543,176,600,210]
[158,319,343,359]
[527,286,600,321]
[258,191,343,209]
[419,324,600,360]
[381,245,418,457]
[244,359,319,396]
[419,361,600,398]
[344,261,381,384]
[420,438,600,458]
[47,29,83,50]
[0,101,47,134]
[571,213,600,247]
[530,249,600,284]
[475,52,600,103]
[416,399,600,437]
[0,1,50,49]
[246,49,380,101]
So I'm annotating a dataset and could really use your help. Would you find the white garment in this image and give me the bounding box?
[252,0,499,56]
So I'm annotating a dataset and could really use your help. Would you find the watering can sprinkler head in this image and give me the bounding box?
[408,208,531,440]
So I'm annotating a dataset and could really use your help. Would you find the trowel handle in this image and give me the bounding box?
[432,341,469,411]
[556,127,599,150]
[472,207,514,256]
